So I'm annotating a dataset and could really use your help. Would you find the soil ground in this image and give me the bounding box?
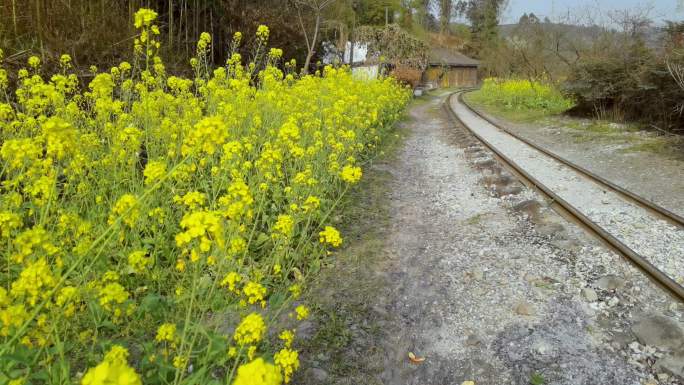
[294,91,684,385]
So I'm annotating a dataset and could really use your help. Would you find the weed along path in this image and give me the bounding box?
[296,91,684,385]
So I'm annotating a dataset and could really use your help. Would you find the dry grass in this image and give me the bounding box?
[391,66,423,88]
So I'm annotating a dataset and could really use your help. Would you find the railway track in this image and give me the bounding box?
[444,90,684,301]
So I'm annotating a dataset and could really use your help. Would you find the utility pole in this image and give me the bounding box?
[349,0,358,65]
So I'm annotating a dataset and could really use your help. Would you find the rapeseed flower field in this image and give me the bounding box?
[0,8,409,385]
[472,78,574,115]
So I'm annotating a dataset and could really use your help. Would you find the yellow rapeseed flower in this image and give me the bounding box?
[10,258,56,306]
[127,250,152,273]
[274,348,299,383]
[98,282,129,310]
[339,165,362,184]
[273,214,294,238]
[294,305,309,321]
[318,226,342,247]
[0,10,410,381]
[243,281,267,307]
[232,358,281,385]
[234,313,266,346]
[155,323,176,343]
[279,330,295,348]
[256,25,270,41]
[0,211,22,237]
[28,56,40,69]
[221,272,242,293]
[134,8,158,28]
[109,194,140,228]
[143,160,167,185]
[81,345,142,385]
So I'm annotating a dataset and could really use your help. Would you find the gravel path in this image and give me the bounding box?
[297,92,684,385]
[451,95,684,285]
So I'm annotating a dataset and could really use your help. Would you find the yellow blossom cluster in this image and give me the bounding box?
[81,345,142,385]
[232,358,281,385]
[319,226,343,247]
[472,77,575,114]
[0,7,409,385]
[234,312,266,346]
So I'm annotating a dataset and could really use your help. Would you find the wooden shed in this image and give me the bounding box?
[423,48,479,88]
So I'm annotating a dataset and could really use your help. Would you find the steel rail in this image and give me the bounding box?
[458,91,684,227]
[444,91,684,302]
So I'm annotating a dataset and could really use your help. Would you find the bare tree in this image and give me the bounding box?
[294,0,338,74]
[668,60,684,89]
[439,0,452,35]
[665,21,684,95]
[606,6,653,39]
[668,60,684,118]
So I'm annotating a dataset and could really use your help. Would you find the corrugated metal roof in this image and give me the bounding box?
[428,48,479,67]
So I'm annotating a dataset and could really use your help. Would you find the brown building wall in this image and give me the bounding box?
[424,66,478,88]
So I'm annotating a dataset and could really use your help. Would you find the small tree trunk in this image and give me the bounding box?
[12,0,18,35]
[302,11,321,74]
[169,0,174,49]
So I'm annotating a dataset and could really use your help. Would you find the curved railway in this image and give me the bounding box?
[444,90,684,301]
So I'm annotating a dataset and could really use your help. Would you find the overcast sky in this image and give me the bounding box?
[499,0,684,24]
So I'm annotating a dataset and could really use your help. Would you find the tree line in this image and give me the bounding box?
[0,0,503,73]
[491,8,684,133]
[0,0,401,73]
[3,0,682,133]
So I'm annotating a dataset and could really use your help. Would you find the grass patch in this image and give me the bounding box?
[563,119,639,134]
[619,136,684,159]
[562,119,684,157]
[560,119,640,144]
[465,93,554,123]
[465,213,489,225]
[467,86,684,159]
[530,372,546,385]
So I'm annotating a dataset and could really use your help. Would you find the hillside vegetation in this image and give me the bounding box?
[479,13,684,134]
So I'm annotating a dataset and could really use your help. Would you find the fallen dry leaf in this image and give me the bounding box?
[461,381,475,385]
[408,351,425,363]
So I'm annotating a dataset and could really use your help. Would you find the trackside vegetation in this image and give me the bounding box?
[468,78,575,117]
[0,8,410,385]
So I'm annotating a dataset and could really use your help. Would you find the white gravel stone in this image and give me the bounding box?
[582,288,598,302]
[451,96,684,285]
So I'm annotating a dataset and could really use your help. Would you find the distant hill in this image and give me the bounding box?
[498,22,665,50]
[499,22,601,39]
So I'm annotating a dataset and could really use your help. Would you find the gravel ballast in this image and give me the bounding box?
[462,100,684,219]
[451,95,684,285]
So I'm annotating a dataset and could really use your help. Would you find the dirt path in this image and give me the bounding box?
[295,92,684,385]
